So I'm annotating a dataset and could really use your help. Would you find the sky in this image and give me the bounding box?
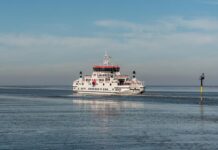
[0,0,218,85]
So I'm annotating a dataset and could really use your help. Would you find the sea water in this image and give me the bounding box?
[0,86,218,150]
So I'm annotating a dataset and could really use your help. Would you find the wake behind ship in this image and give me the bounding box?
[72,53,145,95]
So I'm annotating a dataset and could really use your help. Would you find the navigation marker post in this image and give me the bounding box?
[200,73,205,96]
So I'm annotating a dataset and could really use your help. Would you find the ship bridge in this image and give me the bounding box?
[93,51,120,72]
[93,65,120,72]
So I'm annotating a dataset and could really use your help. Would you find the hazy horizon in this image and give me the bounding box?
[0,0,218,85]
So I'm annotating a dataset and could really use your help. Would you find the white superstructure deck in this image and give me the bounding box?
[72,53,145,95]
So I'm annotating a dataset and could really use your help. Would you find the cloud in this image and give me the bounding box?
[94,17,218,57]
[174,17,218,31]
[94,17,218,59]
[1,17,218,63]
[0,34,114,48]
[96,17,218,34]
[95,19,176,35]
[1,17,217,48]
[1,17,218,85]
[95,20,140,30]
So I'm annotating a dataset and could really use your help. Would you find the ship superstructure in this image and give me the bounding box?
[72,53,145,95]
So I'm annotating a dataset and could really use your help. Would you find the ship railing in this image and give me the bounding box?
[130,80,144,86]
[118,83,131,86]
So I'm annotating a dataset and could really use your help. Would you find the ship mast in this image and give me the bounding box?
[103,51,111,66]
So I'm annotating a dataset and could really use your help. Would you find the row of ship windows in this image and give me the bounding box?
[92,74,112,77]
[76,87,120,91]
[93,74,111,76]
[88,88,109,91]
[98,74,111,77]
[76,83,112,86]
[85,79,110,82]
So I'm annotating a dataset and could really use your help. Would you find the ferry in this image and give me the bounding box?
[72,52,145,95]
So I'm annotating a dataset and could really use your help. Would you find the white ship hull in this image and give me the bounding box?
[74,88,144,95]
[73,84,145,95]
[72,52,145,96]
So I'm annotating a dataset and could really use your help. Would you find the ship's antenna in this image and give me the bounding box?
[103,51,111,66]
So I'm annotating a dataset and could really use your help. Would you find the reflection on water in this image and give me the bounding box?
[200,101,204,121]
[72,99,145,117]
[2,86,218,150]
[199,95,204,121]
[200,94,204,104]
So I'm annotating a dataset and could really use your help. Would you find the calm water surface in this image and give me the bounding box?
[0,86,218,150]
